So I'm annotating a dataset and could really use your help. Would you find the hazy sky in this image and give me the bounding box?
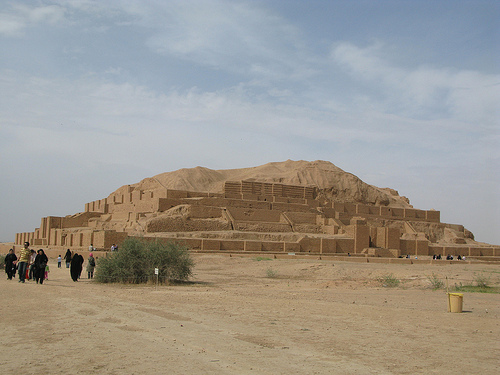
[1,0,499,245]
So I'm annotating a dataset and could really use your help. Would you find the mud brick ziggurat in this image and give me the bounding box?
[15,161,499,259]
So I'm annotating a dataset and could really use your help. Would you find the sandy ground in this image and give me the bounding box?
[1,255,499,375]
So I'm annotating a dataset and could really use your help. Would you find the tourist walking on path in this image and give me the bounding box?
[17,242,31,283]
[28,249,36,280]
[70,253,83,282]
[57,255,62,268]
[78,254,84,279]
[34,249,48,284]
[4,249,17,280]
[64,249,72,268]
[87,253,96,279]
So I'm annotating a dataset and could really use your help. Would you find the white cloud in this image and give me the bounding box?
[23,4,65,23]
[0,3,65,36]
[331,41,500,126]
[0,13,25,36]
[332,41,391,80]
[136,1,310,80]
[446,72,500,126]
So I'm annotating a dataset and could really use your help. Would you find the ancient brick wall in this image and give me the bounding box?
[224,181,316,200]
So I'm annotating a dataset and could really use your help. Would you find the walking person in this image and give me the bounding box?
[28,249,36,280]
[57,255,62,268]
[87,253,96,279]
[4,249,17,280]
[44,264,50,280]
[34,249,48,284]
[78,253,84,279]
[70,253,83,282]
[17,242,31,283]
[64,249,72,268]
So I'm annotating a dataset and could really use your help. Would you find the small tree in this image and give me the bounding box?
[95,238,194,284]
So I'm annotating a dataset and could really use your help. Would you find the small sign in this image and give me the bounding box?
[154,268,159,275]
[288,253,295,256]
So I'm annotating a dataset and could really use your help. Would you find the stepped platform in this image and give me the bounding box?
[13,179,499,259]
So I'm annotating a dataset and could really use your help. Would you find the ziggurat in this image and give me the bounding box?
[15,179,499,259]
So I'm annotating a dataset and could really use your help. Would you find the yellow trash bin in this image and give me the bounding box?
[447,293,463,313]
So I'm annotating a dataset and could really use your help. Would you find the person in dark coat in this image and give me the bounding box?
[34,249,48,284]
[78,254,84,279]
[4,249,17,280]
[70,253,83,282]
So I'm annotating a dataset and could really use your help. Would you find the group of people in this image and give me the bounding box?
[430,254,466,260]
[442,254,466,260]
[4,242,49,284]
[63,249,96,281]
[4,242,96,283]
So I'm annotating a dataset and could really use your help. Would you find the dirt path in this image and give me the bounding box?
[1,255,499,374]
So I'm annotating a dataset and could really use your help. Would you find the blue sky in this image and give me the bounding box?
[0,0,498,245]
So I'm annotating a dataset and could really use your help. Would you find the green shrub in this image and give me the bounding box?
[427,273,444,290]
[453,273,499,293]
[473,273,490,288]
[379,273,400,288]
[266,267,278,278]
[453,282,499,294]
[95,238,194,284]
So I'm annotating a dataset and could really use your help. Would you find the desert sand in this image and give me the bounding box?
[1,255,498,375]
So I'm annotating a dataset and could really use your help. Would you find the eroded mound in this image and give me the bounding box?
[127,160,411,208]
